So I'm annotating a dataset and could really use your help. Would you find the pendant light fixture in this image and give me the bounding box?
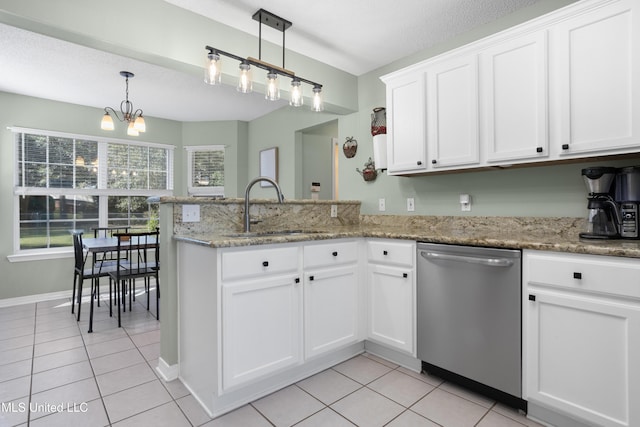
[289,78,303,107]
[205,9,323,112]
[101,71,146,136]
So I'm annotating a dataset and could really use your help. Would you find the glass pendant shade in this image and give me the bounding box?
[265,72,280,101]
[237,62,253,93]
[289,79,303,107]
[101,112,115,131]
[311,86,324,112]
[133,115,146,132]
[127,121,139,136]
[205,52,222,85]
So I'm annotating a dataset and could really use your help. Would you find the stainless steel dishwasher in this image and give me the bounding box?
[417,243,525,411]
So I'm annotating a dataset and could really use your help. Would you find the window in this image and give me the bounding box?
[13,128,173,253]
[185,145,224,196]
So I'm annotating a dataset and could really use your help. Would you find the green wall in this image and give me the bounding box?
[334,0,640,217]
[0,91,183,300]
[247,108,340,199]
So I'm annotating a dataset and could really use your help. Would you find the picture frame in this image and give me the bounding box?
[259,147,279,187]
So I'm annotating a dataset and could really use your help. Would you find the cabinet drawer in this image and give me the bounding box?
[303,240,358,269]
[526,251,640,299]
[222,245,299,281]
[367,240,415,267]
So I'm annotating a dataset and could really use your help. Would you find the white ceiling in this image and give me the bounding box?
[0,0,542,122]
[167,0,541,76]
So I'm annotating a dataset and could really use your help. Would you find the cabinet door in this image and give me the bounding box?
[222,274,301,390]
[481,32,549,163]
[427,55,479,169]
[304,265,359,359]
[385,71,428,174]
[368,263,414,354]
[526,288,640,427]
[553,0,639,156]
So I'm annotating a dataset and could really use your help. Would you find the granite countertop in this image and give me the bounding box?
[173,223,640,259]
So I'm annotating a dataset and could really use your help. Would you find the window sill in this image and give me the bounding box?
[7,249,73,263]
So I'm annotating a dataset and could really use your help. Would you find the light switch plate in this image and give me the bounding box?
[182,204,200,222]
[378,198,386,212]
[330,204,338,218]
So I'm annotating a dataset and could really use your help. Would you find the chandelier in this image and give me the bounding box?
[204,9,324,112]
[100,71,146,136]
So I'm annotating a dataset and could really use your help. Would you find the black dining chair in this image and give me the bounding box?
[71,230,117,331]
[90,226,130,306]
[107,231,160,328]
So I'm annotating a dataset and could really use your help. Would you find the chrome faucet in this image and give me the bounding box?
[244,176,285,232]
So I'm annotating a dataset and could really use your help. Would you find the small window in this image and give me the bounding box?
[186,145,225,196]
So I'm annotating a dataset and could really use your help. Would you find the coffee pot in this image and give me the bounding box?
[580,167,622,239]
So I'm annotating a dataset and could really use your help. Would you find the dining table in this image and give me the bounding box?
[81,233,159,331]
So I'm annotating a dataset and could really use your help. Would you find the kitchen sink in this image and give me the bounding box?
[222,230,323,238]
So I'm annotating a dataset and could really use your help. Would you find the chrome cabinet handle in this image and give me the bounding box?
[420,251,514,267]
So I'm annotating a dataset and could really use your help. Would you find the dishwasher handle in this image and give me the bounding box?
[420,251,514,268]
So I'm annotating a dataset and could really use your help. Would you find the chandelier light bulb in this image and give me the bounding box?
[127,121,139,136]
[134,115,146,132]
[237,62,253,93]
[311,85,324,112]
[289,79,303,107]
[265,72,280,101]
[101,111,115,131]
[205,52,222,85]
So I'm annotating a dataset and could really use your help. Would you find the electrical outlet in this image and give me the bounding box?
[378,198,386,212]
[330,204,338,218]
[182,204,200,222]
[407,198,415,212]
[460,194,472,212]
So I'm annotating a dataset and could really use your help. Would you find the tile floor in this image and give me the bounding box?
[0,286,543,427]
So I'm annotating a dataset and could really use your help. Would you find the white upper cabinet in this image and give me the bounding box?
[427,55,480,169]
[553,0,639,157]
[382,70,428,174]
[481,31,549,163]
[381,0,639,175]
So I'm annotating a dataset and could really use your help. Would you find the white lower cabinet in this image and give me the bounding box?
[303,240,360,359]
[304,265,359,358]
[179,238,420,417]
[222,273,302,390]
[367,239,416,354]
[524,250,640,427]
[220,244,301,390]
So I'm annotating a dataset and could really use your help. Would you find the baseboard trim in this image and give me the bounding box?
[0,290,71,308]
[156,357,179,381]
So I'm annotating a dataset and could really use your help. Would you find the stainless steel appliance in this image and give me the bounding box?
[417,243,525,410]
[615,166,640,238]
[580,167,622,239]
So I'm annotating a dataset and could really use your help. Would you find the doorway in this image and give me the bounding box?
[295,120,339,200]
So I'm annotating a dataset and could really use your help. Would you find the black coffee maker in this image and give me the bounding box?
[580,167,622,239]
[615,166,640,238]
